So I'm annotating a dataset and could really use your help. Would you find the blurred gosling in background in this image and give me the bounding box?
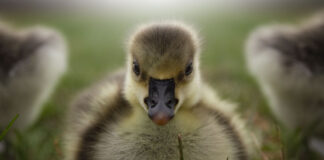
[0,21,67,130]
[245,12,324,137]
[65,21,252,160]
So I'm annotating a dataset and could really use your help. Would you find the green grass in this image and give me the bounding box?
[0,114,19,141]
[0,9,321,160]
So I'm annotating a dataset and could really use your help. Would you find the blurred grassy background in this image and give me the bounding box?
[0,7,322,159]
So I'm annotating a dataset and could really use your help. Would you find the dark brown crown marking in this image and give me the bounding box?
[263,24,324,74]
[0,32,51,76]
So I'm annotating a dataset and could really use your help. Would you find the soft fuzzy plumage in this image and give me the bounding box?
[245,12,324,136]
[65,21,251,160]
[0,22,67,129]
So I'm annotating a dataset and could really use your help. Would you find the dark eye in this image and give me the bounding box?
[185,63,193,76]
[133,60,140,76]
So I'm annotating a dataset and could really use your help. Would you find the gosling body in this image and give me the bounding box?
[65,21,250,160]
[245,13,324,135]
[0,22,67,129]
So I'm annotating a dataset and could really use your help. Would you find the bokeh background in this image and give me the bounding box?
[0,0,323,159]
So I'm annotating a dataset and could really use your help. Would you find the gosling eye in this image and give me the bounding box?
[133,60,140,76]
[185,62,193,76]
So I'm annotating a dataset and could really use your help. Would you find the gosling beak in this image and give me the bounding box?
[144,78,178,126]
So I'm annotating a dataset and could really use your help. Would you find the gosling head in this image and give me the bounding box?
[124,21,201,126]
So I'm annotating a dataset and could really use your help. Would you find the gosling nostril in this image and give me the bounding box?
[166,100,173,109]
[150,100,157,108]
[166,99,178,109]
[144,97,157,108]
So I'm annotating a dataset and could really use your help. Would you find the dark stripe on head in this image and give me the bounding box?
[264,25,324,74]
[0,31,51,77]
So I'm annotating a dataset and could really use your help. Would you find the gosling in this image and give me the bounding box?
[65,21,251,160]
[245,13,324,136]
[0,22,67,129]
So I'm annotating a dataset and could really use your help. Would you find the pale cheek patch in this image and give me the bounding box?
[135,84,148,112]
[124,74,148,112]
[174,89,185,113]
[175,75,201,113]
